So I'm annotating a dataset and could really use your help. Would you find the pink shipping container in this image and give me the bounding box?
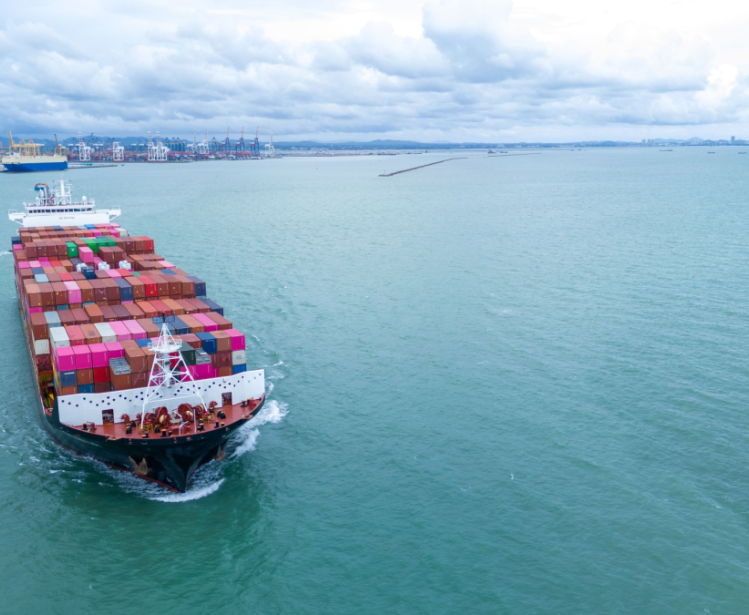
[224,329,246,351]
[159,261,175,269]
[186,365,199,380]
[28,307,43,314]
[72,345,92,370]
[193,313,219,332]
[92,230,102,237]
[55,346,76,371]
[19,262,30,269]
[29,260,41,268]
[13,244,22,251]
[106,270,122,278]
[124,320,146,340]
[195,364,212,379]
[104,341,124,359]
[64,281,82,304]
[109,320,131,341]
[89,343,109,368]
[79,247,94,263]
[111,230,120,237]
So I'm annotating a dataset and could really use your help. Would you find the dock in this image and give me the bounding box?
[379,157,467,177]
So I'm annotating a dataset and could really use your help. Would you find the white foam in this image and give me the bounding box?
[231,399,288,457]
[151,478,225,503]
[0,251,10,257]
[232,428,259,458]
[249,399,288,427]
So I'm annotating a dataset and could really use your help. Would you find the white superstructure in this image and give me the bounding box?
[7,179,121,228]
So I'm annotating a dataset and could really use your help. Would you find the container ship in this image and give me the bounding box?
[2,131,68,173]
[8,180,265,491]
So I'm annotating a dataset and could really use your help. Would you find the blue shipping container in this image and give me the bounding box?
[196,332,217,354]
[202,299,223,316]
[78,384,95,394]
[232,364,247,374]
[60,370,77,387]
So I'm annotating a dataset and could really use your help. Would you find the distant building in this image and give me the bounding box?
[731,136,736,143]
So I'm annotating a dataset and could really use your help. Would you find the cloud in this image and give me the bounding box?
[1,1,748,141]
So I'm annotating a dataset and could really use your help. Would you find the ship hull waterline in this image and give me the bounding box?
[4,161,69,172]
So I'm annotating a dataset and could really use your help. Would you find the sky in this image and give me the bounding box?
[2,0,748,142]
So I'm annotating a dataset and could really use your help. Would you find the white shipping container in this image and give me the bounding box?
[50,327,70,349]
[231,350,246,366]
[118,260,132,270]
[34,339,50,356]
[97,262,111,270]
[94,322,117,343]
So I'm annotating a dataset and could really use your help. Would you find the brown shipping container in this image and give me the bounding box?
[176,299,197,314]
[188,299,210,313]
[206,312,233,330]
[211,351,232,369]
[180,333,202,348]
[142,347,155,370]
[211,330,232,352]
[127,277,146,299]
[39,283,55,306]
[77,280,95,303]
[179,314,204,334]
[51,282,68,305]
[76,369,94,385]
[131,371,149,388]
[174,275,195,297]
[90,279,108,303]
[30,313,48,340]
[84,303,104,323]
[124,347,147,373]
[94,382,111,393]
[150,275,170,298]
[112,305,132,320]
[26,283,43,307]
[103,279,120,301]
[80,324,102,344]
[58,311,76,326]
[111,373,132,390]
[136,318,160,337]
[60,386,77,396]
[71,308,90,325]
[137,301,158,318]
[166,277,181,296]
[100,305,117,322]
[163,298,184,315]
[124,303,144,319]
[47,272,62,283]
[218,366,233,378]
[120,340,139,350]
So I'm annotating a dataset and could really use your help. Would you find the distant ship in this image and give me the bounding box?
[2,131,68,172]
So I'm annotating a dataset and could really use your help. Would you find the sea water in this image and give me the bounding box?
[1,148,748,614]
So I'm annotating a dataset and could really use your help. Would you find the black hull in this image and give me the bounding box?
[35,395,262,491]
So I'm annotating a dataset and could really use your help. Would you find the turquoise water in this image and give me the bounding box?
[1,149,748,613]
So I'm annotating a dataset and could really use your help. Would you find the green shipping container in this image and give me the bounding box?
[84,238,99,254]
[66,242,78,258]
[180,343,197,365]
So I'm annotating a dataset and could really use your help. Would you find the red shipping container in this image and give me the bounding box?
[93,367,109,383]
[139,276,158,297]
[66,325,86,347]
